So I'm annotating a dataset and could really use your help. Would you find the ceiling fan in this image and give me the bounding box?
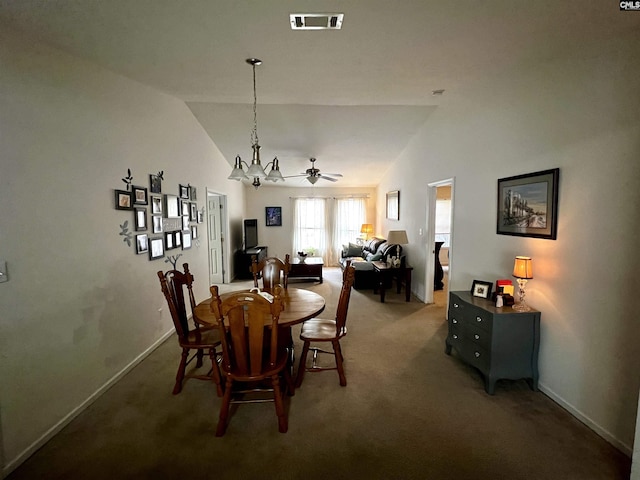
[285,157,343,184]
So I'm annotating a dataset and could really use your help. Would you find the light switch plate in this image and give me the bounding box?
[0,260,8,283]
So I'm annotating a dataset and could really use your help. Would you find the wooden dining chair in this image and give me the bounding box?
[157,263,223,397]
[210,284,294,436]
[251,254,290,290]
[295,264,356,388]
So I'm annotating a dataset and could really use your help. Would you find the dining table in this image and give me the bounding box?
[193,287,326,328]
[193,287,326,381]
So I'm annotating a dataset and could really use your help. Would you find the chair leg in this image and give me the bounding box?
[272,375,288,433]
[283,363,295,396]
[295,341,311,388]
[333,340,347,386]
[196,348,204,368]
[209,348,224,397]
[173,348,189,395]
[215,377,233,437]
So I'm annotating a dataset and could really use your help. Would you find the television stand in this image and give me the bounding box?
[235,246,268,279]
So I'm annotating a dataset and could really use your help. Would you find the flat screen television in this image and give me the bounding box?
[244,219,258,249]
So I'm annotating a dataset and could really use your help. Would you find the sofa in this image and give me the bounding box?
[339,237,403,289]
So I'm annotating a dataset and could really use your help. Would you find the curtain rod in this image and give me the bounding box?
[289,194,370,199]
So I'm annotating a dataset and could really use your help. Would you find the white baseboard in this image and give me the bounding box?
[538,382,632,457]
[2,329,174,478]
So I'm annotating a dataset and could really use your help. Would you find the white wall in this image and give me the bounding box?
[0,28,245,474]
[376,34,640,454]
[242,185,377,264]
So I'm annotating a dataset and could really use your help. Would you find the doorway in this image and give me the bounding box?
[424,178,455,306]
[206,190,229,285]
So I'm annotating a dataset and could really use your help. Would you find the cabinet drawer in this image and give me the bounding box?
[460,343,490,372]
[465,305,492,333]
[464,322,491,349]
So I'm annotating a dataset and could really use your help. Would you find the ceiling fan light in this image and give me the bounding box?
[307,176,319,185]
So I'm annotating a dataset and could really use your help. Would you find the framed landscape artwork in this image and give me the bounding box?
[497,168,559,240]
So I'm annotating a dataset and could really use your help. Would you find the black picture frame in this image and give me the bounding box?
[135,234,148,254]
[165,231,174,250]
[134,207,147,231]
[497,168,559,240]
[150,195,162,215]
[191,225,198,239]
[179,184,190,199]
[132,185,148,205]
[174,230,182,247]
[190,186,197,201]
[471,280,493,299]
[149,237,164,260]
[190,203,198,221]
[182,230,192,250]
[152,215,163,234]
[149,174,162,194]
[165,194,180,218]
[115,189,133,210]
[386,190,399,220]
[265,206,282,226]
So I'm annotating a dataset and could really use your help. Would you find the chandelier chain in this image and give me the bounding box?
[251,62,259,147]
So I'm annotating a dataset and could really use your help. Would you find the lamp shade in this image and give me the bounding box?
[513,256,533,279]
[360,224,374,235]
[387,230,408,245]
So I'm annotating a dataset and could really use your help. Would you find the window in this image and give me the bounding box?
[292,198,328,258]
[292,196,366,266]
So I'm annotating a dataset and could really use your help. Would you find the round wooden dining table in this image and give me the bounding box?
[193,287,326,328]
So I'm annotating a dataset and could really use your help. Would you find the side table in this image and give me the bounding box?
[372,261,413,302]
[289,257,323,283]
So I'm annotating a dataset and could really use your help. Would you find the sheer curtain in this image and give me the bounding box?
[331,197,366,265]
[292,198,329,261]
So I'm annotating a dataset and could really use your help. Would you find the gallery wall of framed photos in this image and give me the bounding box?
[114,171,204,261]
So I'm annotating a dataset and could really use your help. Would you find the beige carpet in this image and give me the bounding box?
[8,268,630,479]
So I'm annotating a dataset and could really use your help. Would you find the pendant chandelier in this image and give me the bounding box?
[227,58,284,188]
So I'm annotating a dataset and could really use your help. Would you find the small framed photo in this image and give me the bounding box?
[149,174,162,194]
[152,215,163,234]
[179,184,190,199]
[182,215,190,230]
[190,186,197,201]
[134,208,147,231]
[149,237,164,260]
[174,230,182,247]
[191,225,198,239]
[181,200,190,216]
[132,185,148,205]
[497,168,559,240]
[150,195,162,215]
[265,206,282,227]
[135,234,148,254]
[386,190,399,220]
[190,203,197,221]
[165,231,174,250]
[471,280,493,299]
[165,194,180,218]
[182,230,192,250]
[197,210,203,223]
[115,189,133,210]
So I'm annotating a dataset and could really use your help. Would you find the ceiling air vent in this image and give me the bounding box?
[290,13,344,30]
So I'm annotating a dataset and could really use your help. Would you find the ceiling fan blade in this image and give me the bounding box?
[321,173,343,177]
[318,175,338,182]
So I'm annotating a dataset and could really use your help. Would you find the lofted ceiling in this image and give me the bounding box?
[0,1,635,187]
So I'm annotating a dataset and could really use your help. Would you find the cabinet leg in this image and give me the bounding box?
[485,375,497,395]
[445,341,452,355]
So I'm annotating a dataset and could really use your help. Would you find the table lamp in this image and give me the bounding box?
[512,256,533,312]
[386,230,408,266]
[360,223,374,241]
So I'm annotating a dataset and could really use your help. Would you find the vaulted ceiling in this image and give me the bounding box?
[1,1,634,187]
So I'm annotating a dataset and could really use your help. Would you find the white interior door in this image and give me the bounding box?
[207,193,224,285]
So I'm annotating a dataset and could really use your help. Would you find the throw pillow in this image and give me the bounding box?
[345,242,363,257]
[370,253,383,261]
